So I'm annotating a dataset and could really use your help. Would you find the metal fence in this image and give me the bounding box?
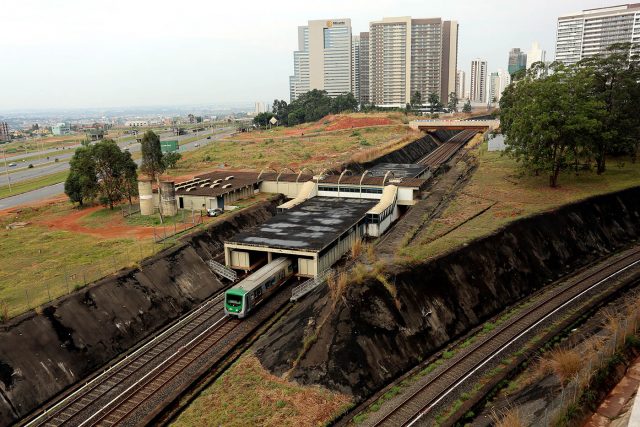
[533,303,640,426]
[152,211,203,243]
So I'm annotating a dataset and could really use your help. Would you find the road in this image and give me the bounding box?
[0,128,225,184]
[0,127,235,210]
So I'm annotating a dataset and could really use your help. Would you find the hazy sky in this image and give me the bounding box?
[0,0,624,111]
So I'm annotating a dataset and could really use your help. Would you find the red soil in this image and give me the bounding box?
[324,115,394,131]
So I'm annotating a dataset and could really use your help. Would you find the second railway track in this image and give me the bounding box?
[369,246,640,427]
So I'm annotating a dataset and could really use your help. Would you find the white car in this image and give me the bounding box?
[8,163,16,167]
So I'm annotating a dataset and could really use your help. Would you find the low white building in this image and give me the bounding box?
[125,120,149,127]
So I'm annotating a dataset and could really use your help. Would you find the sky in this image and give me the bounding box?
[0,0,627,111]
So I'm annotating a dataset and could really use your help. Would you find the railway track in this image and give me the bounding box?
[418,130,478,168]
[27,292,230,427]
[370,246,640,427]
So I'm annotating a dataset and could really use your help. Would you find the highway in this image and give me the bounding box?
[0,127,235,210]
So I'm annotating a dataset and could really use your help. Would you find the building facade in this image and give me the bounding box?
[556,4,640,65]
[358,32,370,105]
[0,122,9,142]
[254,102,266,114]
[470,58,488,104]
[508,48,527,76]
[489,68,510,104]
[368,17,458,107]
[52,122,71,135]
[351,35,360,102]
[289,19,352,101]
[455,69,466,100]
[526,41,547,68]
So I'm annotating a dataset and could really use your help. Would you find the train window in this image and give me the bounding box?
[226,294,242,307]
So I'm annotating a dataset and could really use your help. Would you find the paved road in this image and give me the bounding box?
[0,127,227,186]
[0,128,235,210]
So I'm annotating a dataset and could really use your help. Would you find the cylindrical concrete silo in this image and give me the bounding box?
[160,180,178,217]
[137,177,154,216]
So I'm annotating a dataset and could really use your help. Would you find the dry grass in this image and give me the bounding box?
[0,300,8,323]
[327,271,349,304]
[545,348,583,384]
[351,239,363,259]
[491,407,527,427]
[172,354,352,427]
[349,132,418,164]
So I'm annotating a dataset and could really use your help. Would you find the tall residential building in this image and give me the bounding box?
[508,48,527,76]
[0,122,9,142]
[556,4,640,65]
[351,35,360,102]
[489,69,510,104]
[358,32,370,105]
[254,102,266,114]
[470,59,488,104]
[289,19,352,101]
[455,70,466,100]
[526,41,547,69]
[369,16,458,107]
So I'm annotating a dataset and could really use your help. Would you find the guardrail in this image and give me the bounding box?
[291,269,332,302]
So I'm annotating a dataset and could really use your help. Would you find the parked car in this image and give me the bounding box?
[8,163,16,167]
[206,208,223,217]
[194,142,200,147]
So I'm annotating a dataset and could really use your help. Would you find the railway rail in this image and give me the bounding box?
[26,292,230,427]
[418,129,478,168]
[369,246,640,426]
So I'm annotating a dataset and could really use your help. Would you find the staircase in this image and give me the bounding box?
[207,259,238,282]
[291,269,331,302]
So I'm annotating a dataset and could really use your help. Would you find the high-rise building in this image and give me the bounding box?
[255,102,266,114]
[470,59,488,104]
[508,48,527,76]
[455,70,466,100]
[358,32,370,105]
[0,122,9,142]
[489,69,510,104]
[289,19,353,101]
[368,16,458,107]
[526,41,547,69]
[351,35,360,102]
[556,4,640,65]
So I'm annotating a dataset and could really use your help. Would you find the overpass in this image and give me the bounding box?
[409,119,500,132]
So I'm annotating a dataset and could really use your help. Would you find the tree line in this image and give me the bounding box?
[64,130,181,209]
[500,43,640,187]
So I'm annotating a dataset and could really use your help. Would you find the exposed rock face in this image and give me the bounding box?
[256,187,640,399]
[0,197,282,426]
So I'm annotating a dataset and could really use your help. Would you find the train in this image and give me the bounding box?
[224,257,294,318]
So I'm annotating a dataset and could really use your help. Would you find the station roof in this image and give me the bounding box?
[257,172,427,189]
[175,171,259,198]
[227,197,376,252]
[368,163,429,179]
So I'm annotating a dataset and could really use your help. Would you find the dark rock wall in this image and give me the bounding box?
[0,197,282,425]
[256,187,640,399]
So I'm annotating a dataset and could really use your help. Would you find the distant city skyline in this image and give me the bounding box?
[0,0,626,110]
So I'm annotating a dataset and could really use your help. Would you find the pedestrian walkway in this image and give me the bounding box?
[584,356,640,427]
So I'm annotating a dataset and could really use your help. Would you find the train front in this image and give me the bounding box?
[224,289,246,318]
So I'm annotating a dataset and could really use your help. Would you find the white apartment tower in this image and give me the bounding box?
[358,32,370,105]
[470,59,488,104]
[489,69,510,104]
[526,41,547,68]
[456,70,466,100]
[289,19,353,101]
[351,35,360,102]
[368,17,458,107]
[556,4,640,65]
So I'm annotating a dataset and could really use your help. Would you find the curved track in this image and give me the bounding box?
[418,129,478,168]
[372,247,640,426]
[27,293,229,427]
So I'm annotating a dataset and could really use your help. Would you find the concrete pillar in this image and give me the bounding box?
[267,252,273,263]
[137,178,154,216]
[160,180,178,217]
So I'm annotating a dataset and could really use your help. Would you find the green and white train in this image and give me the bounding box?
[224,257,294,318]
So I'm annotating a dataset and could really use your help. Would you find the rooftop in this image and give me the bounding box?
[368,163,430,179]
[227,197,376,252]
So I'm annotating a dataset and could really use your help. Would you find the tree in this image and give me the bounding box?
[427,93,441,114]
[163,151,182,169]
[140,130,165,181]
[121,149,138,205]
[447,92,458,113]
[253,112,275,128]
[501,64,604,187]
[462,100,472,113]
[410,91,423,111]
[331,93,358,113]
[65,146,97,207]
[578,43,640,173]
[92,139,133,209]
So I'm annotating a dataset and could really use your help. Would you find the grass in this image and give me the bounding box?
[0,203,160,318]
[400,142,640,261]
[171,124,420,174]
[0,170,69,199]
[172,354,351,427]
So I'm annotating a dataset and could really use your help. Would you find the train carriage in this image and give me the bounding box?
[224,257,294,318]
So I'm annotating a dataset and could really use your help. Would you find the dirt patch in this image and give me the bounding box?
[39,205,156,239]
[325,116,394,131]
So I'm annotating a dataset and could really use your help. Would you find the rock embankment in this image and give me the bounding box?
[0,196,282,426]
[256,187,640,399]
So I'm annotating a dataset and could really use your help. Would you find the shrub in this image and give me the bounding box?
[544,348,582,384]
[351,239,363,258]
[491,407,526,427]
